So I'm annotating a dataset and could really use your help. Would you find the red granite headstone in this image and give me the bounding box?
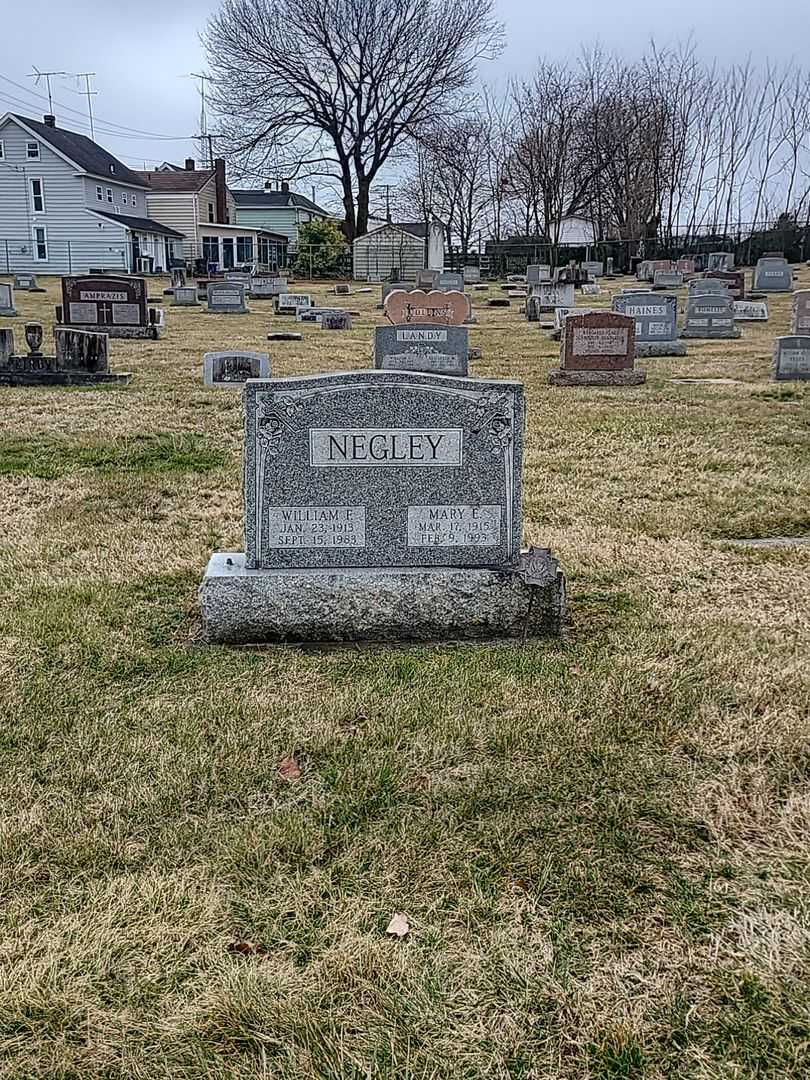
[705,270,746,300]
[562,312,636,371]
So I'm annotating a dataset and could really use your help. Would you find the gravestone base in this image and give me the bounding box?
[199,549,567,645]
[0,368,131,386]
[636,340,688,358]
[548,368,646,386]
[680,327,741,340]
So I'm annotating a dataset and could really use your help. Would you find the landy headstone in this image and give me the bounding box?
[57,275,164,339]
[708,252,735,272]
[207,281,248,314]
[772,337,810,380]
[374,324,469,375]
[0,324,131,385]
[0,282,16,316]
[549,312,644,385]
[681,292,740,339]
[754,257,793,292]
[275,293,312,315]
[199,370,567,644]
[612,292,685,357]
[172,286,199,307]
[792,291,810,333]
[734,300,769,322]
[204,351,270,387]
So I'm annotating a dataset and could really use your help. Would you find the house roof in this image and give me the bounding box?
[7,114,149,189]
[230,189,329,216]
[90,209,185,238]
[135,168,215,193]
[354,221,432,244]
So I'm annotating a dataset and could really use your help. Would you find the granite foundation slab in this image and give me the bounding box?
[548,368,646,386]
[55,312,165,340]
[635,341,688,358]
[199,549,566,644]
[0,369,131,386]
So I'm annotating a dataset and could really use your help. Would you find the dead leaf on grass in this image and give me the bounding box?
[385,913,411,939]
[227,940,268,956]
[278,756,302,781]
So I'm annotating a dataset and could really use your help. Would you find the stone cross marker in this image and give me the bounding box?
[754,257,792,292]
[242,371,524,570]
[792,291,810,334]
[384,289,468,326]
[172,286,199,306]
[59,275,162,338]
[681,293,740,338]
[0,282,16,316]
[612,292,684,356]
[374,325,469,375]
[734,301,768,321]
[550,312,644,385]
[772,337,810,380]
[204,350,270,387]
[207,281,248,314]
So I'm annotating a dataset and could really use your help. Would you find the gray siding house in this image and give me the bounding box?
[0,113,184,275]
[231,185,330,248]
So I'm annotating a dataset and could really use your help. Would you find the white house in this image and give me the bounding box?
[352,220,445,281]
[0,113,184,274]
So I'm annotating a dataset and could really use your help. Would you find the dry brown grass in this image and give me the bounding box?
[0,271,809,1078]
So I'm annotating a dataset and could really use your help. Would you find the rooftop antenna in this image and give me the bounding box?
[72,72,97,141]
[189,72,213,167]
[28,67,69,114]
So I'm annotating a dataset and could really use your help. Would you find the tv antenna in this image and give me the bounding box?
[72,72,98,140]
[190,72,213,166]
[28,67,69,114]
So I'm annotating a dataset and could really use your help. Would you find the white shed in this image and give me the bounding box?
[352,220,444,282]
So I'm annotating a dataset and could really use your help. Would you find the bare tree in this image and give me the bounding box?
[204,0,502,241]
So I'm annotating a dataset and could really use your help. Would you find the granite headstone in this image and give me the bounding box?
[754,257,792,292]
[681,293,740,338]
[772,337,810,380]
[0,282,16,316]
[204,350,270,387]
[613,292,685,356]
[374,325,469,375]
[550,312,644,385]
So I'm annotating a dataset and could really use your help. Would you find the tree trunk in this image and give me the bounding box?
[341,167,356,244]
[356,177,371,239]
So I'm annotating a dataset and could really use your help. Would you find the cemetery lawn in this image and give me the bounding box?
[2,274,810,1080]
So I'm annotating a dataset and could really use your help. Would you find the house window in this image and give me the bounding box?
[106,188,113,203]
[33,226,47,261]
[202,236,219,265]
[0,142,4,160]
[208,203,214,223]
[26,141,40,160]
[121,192,128,205]
[236,237,253,263]
[96,185,103,201]
[131,194,137,209]
[30,178,45,214]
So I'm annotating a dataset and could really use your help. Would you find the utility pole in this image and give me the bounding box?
[28,68,69,114]
[73,72,97,141]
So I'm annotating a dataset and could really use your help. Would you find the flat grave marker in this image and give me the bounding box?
[734,300,768,321]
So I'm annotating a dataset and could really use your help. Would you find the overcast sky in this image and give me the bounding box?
[1,0,809,209]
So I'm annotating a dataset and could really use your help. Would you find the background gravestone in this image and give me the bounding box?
[613,292,685,356]
[706,270,745,300]
[708,253,735,272]
[0,328,12,364]
[531,282,575,312]
[0,283,16,316]
[172,286,199,307]
[251,277,288,299]
[436,272,464,292]
[527,265,552,285]
[14,273,42,291]
[207,281,248,314]
[374,325,469,375]
[204,350,270,386]
[275,293,312,314]
[754,257,793,292]
[463,266,480,284]
[681,293,740,338]
[689,278,730,297]
[653,270,684,290]
[734,301,768,321]
[552,306,596,340]
[242,371,524,570]
[772,337,810,380]
[583,261,603,278]
[384,290,468,326]
[550,312,644,385]
[791,291,810,334]
[321,311,352,330]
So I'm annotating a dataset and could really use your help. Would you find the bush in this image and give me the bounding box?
[293,219,348,277]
